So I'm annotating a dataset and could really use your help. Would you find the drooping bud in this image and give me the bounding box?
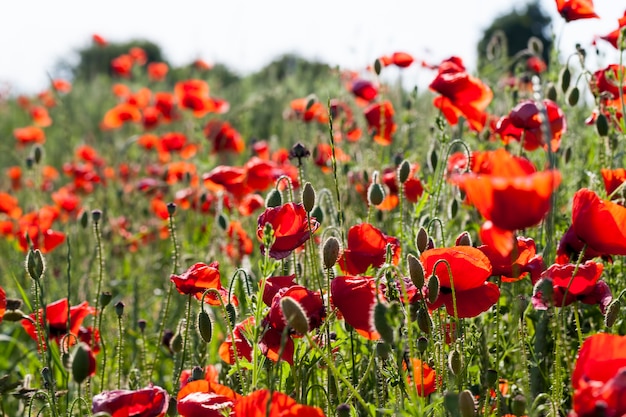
[567,86,580,106]
[416,227,429,253]
[546,82,558,101]
[3,309,27,322]
[170,329,183,353]
[604,299,621,328]
[32,145,43,165]
[407,254,425,288]
[374,302,394,345]
[216,212,229,231]
[448,349,463,375]
[265,189,282,208]
[79,210,89,229]
[322,237,341,269]
[455,231,472,247]
[596,113,609,137]
[397,160,411,184]
[302,182,316,213]
[559,66,571,93]
[281,296,309,334]
[367,182,385,206]
[71,342,95,384]
[374,59,382,75]
[225,303,237,328]
[26,249,45,281]
[458,390,476,417]
[511,394,527,417]
[427,275,440,304]
[416,307,432,334]
[527,37,543,55]
[311,206,324,224]
[197,310,213,343]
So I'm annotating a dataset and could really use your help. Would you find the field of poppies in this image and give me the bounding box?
[1,2,626,416]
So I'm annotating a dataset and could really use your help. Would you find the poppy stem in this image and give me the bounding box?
[173,293,192,396]
[326,103,345,233]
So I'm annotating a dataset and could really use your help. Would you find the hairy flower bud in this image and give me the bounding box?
[458,390,476,417]
[416,307,432,334]
[397,160,411,184]
[265,189,282,208]
[322,237,341,269]
[72,343,94,384]
[596,113,609,137]
[407,254,425,288]
[367,182,385,206]
[197,310,213,343]
[559,66,571,93]
[568,86,580,106]
[416,227,429,253]
[427,275,440,304]
[455,232,472,247]
[374,302,394,345]
[448,349,463,375]
[302,182,316,213]
[26,249,45,281]
[281,296,309,334]
[604,299,621,328]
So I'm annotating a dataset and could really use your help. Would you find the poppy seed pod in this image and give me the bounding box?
[302,182,316,213]
[166,202,176,216]
[374,302,395,345]
[407,254,425,288]
[367,182,385,206]
[427,275,440,305]
[322,237,341,269]
[280,296,309,334]
[265,189,282,208]
[115,301,125,318]
[100,292,112,308]
[416,227,429,253]
[91,209,102,223]
[458,390,476,417]
[197,310,213,343]
[398,160,411,184]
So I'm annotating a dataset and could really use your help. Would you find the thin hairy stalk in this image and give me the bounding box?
[173,294,193,396]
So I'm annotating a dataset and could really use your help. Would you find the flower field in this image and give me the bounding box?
[1,2,626,416]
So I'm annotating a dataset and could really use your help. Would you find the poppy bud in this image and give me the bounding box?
[32,145,43,165]
[197,310,213,343]
[376,341,391,360]
[167,202,176,216]
[265,189,282,208]
[448,349,463,375]
[322,237,341,269]
[427,275,440,305]
[417,336,429,353]
[26,249,45,281]
[485,368,498,386]
[455,232,472,247]
[567,86,580,106]
[416,307,432,334]
[167,397,178,417]
[337,404,351,417]
[546,82,558,101]
[311,206,324,224]
[170,331,183,353]
[527,37,543,55]
[25,156,34,169]
[115,301,125,318]
[374,302,395,345]
[91,209,102,223]
[397,160,411,184]
[225,303,237,328]
[449,198,458,218]
[596,113,609,137]
[100,292,112,308]
[41,367,54,389]
[604,299,621,328]
[216,213,229,231]
[533,278,553,306]
[374,58,382,75]
[3,309,26,322]
[509,394,526,416]
[191,366,204,382]
[71,342,94,384]
[79,210,89,229]
[559,66,571,93]
[367,182,385,206]
[458,390,476,417]
[416,227,429,253]
[281,296,309,334]
[407,254,425,288]
[302,182,316,213]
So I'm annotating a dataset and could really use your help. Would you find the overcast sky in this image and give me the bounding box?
[0,0,623,94]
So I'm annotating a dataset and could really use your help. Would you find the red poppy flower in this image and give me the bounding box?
[171,262,236,305]
[479,233,545,283]
[92,34,107,46]
[429,58,492,132]
[597,11,626,49]
[154,91,177,122]
[147,62,169,81]
[390,51,414,68]
[571,333,626,417]
[0,286,5,324]
[364,101,396,145]
[238,193,265,216]
[22,299,95,347]
[350,79,378,101]
[51,78,72,93]
[0,192,22,219]
[288,97,328,123]
[261,275,297,306]
[421,246,498,318]
[224,220,254,263]
[17,206,66,253]
[177,380,238,417]
[526,56,547,74]
[258,325,295,364]
[267,285,325,334]
[175,79,220,117]
[101,103,142,130]
[232,389,325,417]
[30,106,52,127]
[452,149,561,231]
[110,54,133,78]
[496,99,566,151]
[556,0,599,22]
[257,203,319,260]
[532,261,611,312]
[314,143,351,173]
[407,359,437,397]
[338,223,401,275]
[194,59,213,70]
[592,64,626,100]
[179,365,220,388]
[331,275,380,340]
[219,317,254,364]
[13,126,46,144]
[601,168,626,198]
[92,385,169,417]
[203,165,251,201]
[571,188,626,256]
[204,120,244,154]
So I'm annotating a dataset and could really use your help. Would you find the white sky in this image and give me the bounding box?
[0,0,623,94]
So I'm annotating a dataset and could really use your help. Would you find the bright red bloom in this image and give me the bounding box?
[17,206,66,253]
[147,62,168,81]
[591,64,626,100]
[407,359,437,397]
[219,317,254,364]
[350,79,378,101]
[92,34,107,46]
[22,299,95,347]
[257,203,319,260]
[0,192,22,218]
[314,143,350,173]
[452,149,561,231]
[224,220,254,263]
[331,275,380,340]
[267,285,325,334]
[338,223,401,275]
[203,165,252,201]
[30,106,52,127]
[171,262,235,305]
[0,286,5,324]
[175,79,221,117]
[238,193,265,216]
[571,334,626,417]
[572,188,626,256]
[92,386,169,417]
[232,389,325,417]
[556,0,599,21]
[52,79,72,93]
[288,97,328,123]
[597,11,626,49]
[364,101,396,145]
[111,54,133,77]
[261,275,297,306]
[526,56,547,74]
[101,103,142,130]
[496,99,566,151]
[601,168,626,198]
[203,120,244,154]
[479,233,544,283]
[421,246,498,318]
[13,126,45,144]
[177,380,239,417]
[390,51,414,68]
[532,261,611,312]
[429,57,492,132]
[129,47,147,65]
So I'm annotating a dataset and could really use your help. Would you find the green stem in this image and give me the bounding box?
[173,294,193,396]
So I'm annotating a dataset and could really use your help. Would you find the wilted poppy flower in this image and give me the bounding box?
[601,168,626,198]
[407,358,437,397]
[571,333,626,417]
[232,389,325,417]
[496,99,566,151]
[257,202,319,260]
[22,299,95,347]
[171,262,236,305]
[556,0,599,22]
[429,57,492,132]
[101,103,142,130]
[147,62,169,81]
[532,261,611,312]
[364,101,396,145]
[92,385,169,417]
[571,188,626,256]
[13,126,45,144]
[331,275,380,340]
[338,223,401,275]
[204,120,244,154]
[452,149,561,231]
[421,246,499,318]
[177,380,238,417]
